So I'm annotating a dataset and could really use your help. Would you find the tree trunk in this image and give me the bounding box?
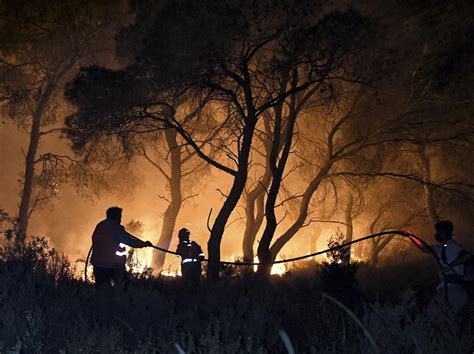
[257,98,295,277]
[342,194,354,265]
[16,83,55,244]
[310,225,321,254]
[369,236,393,267]
[370,248,379,267]
[417,143,440,224]
[152,129,183,273]
[242,187,265,261]
[260,83,326,267]
[269,164,332,260]
[242,114,273,262]
[242,139,272,262]
[207,119,257,281]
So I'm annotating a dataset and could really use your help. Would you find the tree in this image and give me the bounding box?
[0,0,123,244]
[241,110,287,262]
[364,184,424,267]
[65,0,374,281]
[142,128,209,273]
[261,88,393,274]
[261,0,474,272]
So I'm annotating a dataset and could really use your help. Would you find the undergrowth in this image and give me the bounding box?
[0,237,473,353]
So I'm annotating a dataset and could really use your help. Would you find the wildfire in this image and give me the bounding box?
[270,262,289,276]
[129,246,293,277]
[160,269,180,277]
[126,247,153,274]
[128,247,183,276]
[251,257,289,276]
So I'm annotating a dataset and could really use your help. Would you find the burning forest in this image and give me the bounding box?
[1,0,474,352]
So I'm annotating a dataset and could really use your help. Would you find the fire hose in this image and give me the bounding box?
[84,230,442,282]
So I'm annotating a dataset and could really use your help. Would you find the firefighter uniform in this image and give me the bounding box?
[91,219,148,288]
[432,239,466,283]
[429,219,474,310]
[176,236,205,287]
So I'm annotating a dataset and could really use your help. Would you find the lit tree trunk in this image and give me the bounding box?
[152,129,182,272]
[16,83,55,244]
[417,143,440,224]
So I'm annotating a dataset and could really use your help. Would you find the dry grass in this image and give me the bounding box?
[0,237,473,353]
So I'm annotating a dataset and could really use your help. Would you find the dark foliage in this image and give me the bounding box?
[1,238,473,352]
[0,208,17,241]
[64,66,151,153]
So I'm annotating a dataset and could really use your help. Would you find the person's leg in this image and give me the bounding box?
[93,267,113,290]
[435,282,467,313]
[192,264,201,287]
[93,267,114,324]
[182,264,192,287]
[113,267,130,291]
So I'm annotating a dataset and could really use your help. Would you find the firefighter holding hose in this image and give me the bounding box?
[90,207,152,289]
[407,220,474,311]
[176,228,205,287]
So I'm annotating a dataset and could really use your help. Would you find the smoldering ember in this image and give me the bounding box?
[1,0,473,352]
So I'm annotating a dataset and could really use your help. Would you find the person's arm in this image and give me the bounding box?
[443,250,472,270]
[193,242,205,260]
[117,225,151,248]
[197,245,205,260]
[403,231,433,253]
[176,243,184,257]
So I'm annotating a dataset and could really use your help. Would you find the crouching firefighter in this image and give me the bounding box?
[90,207,152,289]
[176,228,205,287]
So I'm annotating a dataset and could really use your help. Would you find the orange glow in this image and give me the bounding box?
[251,257,290,276]
[160,269,180,277]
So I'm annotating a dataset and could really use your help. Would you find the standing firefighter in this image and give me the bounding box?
[433,221,474,304]
[90,207,152,289]
[176,228,205,287]
[411,220,474,311]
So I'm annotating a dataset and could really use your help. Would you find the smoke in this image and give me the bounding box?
[0,119,247,272]
[3,109,474,277]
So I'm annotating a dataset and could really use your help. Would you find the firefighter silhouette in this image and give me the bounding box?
[90,207,152,289]
[176,228,205,287]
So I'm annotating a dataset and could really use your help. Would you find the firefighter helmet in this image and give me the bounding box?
[178,228,191,241]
